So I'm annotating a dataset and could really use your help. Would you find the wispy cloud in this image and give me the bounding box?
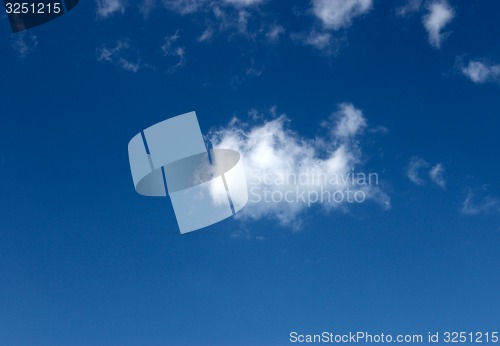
[162,0,206,15]
[461,188,500,215]
[407,156,429,185]
[139,0,156,17]
[292,30,335,53]
[230,59,264,88]
[223,0,264,7]
[96,0,125,18]
[407,157,445,188]
[162,0,262,15]
[266,24,285,43]
[11,32,38,57]
[97,40,142,72]
[429,163,446,188]
[312,0,373,30]
[209,104,390,228]
[396,0,422,17]
[460,59,500,84]
[134,0,287,52]
[423,0,454,48]
[161,31,186,73]
[368,125,389,135]
[198,28,215,42]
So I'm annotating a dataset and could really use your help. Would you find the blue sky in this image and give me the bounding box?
[0,0,499,345]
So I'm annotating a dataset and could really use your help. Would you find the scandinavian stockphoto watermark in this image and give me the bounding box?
[247,169,380,207]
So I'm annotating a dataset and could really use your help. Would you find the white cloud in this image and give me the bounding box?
[429,163,446,188]
[396,0,422,17]
[245,62,264,77]
[162,0,261,15]
[407,156,429,185]
[236,10,250,34]
[461,189,500,215]
[292,30,334,52]
[158,0,276,43]
[460,60,500,84]
[139,0,156,17]
[209,104,390,227]
[161,31,186,73]
[96,0,125,18]
[312,0,373,30]
[332,103,367,138]
[12,32,38,57]
[368,125,389,135]
[162,0,206,14]
[117,58,141,72]
[407,157,446,187]
[423,0,454,48]
[189,3,269,39]
[223,0,264,7]
[97,40,129,61]
[230,59,264,88]
[198,28,215,42]
[97,40,142,72]
[266,24,285,42]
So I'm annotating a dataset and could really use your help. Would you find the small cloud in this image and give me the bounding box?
[159,0,272,42]
[162,0,262,16]
[139,0,157,17]
[312,0,373,30]
[223,0,264,7]
[423,0,454,48]
[396,0,422,17]
[230,59,264,88]
[161,31,186,73]
[245,60,264,77]
[230,228,266,240]
[292,30,335,53]
[461,188,500,215]
[198,28,214,42]
[201,5,250,36]
[266,24,285,43]
[429,163,446,188]
[235,9,251,34]
[163,0,207,14]
[12,32,38,58]
[460,59,500,84]
[407,157,446,187]
[407,156,429,185]
[96,0,125,18]
[368,125,389,135]
[97,40,129,61]
[97,40,142,72]
[117,58,141,72]
[332,103,367,138]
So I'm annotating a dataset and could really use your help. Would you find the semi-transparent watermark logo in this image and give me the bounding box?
[246,169,379,207]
